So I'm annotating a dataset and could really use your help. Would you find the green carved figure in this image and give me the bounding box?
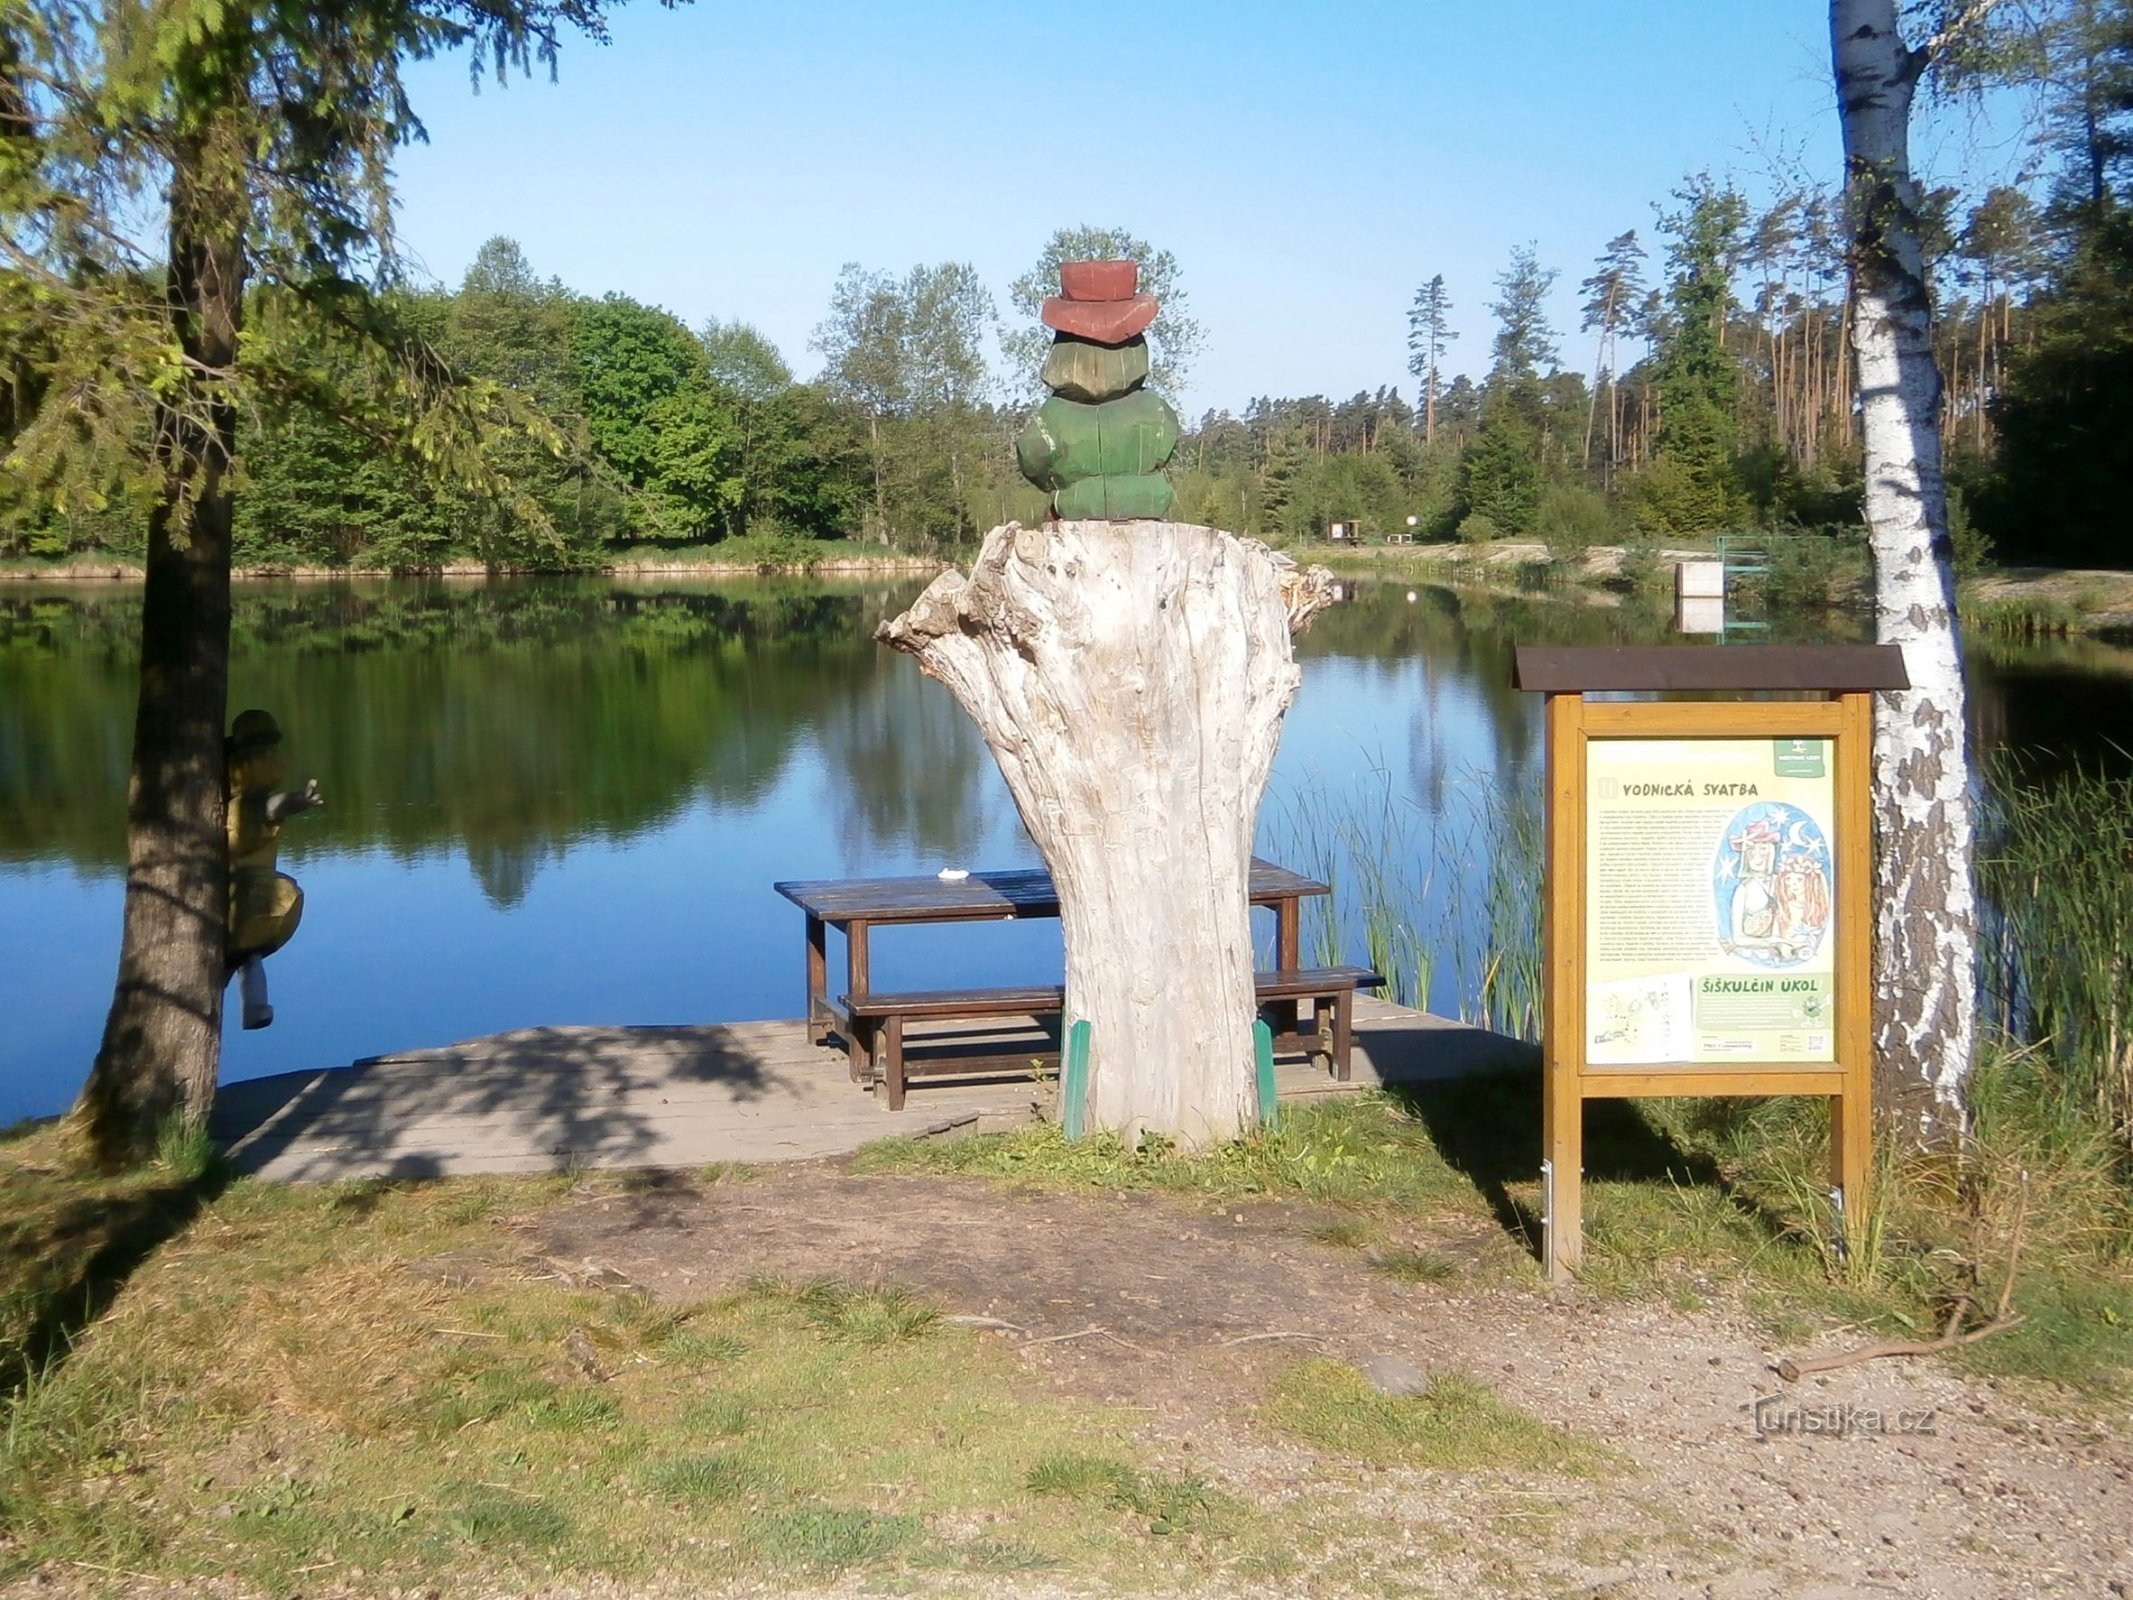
[1016,259,1181,520]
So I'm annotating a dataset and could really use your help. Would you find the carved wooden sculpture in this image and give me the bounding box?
[1014,259,1182,521]
[884,261,1332,1146]
[224,709,322,1030]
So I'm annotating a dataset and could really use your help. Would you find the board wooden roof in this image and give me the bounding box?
[1512,643,1909,694]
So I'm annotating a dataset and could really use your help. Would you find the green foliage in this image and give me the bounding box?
[0,2,642,560]
[1532,483,1618,560]
[577,295,710,487]
[1983,214,2133,567]
[1454,511,1500,544]
[1753,530,1869,609]
[1458,421,1543,536]
[810,261,1001,548]
[1485,243,1560,395]
[1641,175,1748,533]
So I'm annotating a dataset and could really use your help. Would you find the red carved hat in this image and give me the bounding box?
[1042,259,1157,345]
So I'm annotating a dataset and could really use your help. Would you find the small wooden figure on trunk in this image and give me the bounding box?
[1014,259,1183,520]
[225,709,322,1030]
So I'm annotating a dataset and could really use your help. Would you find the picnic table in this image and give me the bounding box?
[772,860,1379,1108]
[773,857,1329,1047]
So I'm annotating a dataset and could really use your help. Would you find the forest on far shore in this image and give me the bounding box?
[4,7,2129,575]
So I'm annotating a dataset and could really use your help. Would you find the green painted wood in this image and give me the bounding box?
[1062,1018,1091,1141]
[1255,1019,1277,1127]
[1015,390,1180,489]
[1052,473,1175,520]
[1041,335,1149,403]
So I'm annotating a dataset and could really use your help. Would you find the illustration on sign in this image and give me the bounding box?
[1584,737,1837,1066]
[1715,802,1832,967]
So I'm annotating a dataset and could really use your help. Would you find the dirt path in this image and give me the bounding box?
[524,1162,2131,1600]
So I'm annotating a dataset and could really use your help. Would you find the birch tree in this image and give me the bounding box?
[1830,0,1994,1140]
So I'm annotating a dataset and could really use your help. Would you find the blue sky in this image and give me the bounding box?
[387,1,2027,416]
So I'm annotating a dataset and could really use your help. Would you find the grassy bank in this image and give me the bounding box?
[0,1118,1606,1596]
[5,1063,2128,1594]
[0,1132,1213,1592]
[0,534,947,584]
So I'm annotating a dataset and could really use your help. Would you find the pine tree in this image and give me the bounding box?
[1406,275,1457,446]
[1639,176,1747,533]
[1579,231,1645,474]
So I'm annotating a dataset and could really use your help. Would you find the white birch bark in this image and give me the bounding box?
[1833,0,1979,1138]
[879,520,1333,1149]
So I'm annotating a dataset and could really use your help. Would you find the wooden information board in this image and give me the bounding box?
[1514,644,1908,1283]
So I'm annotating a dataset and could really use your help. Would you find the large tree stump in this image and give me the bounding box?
[878,520,1333,1148]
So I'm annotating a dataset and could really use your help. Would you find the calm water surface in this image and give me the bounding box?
[3,575,2129,1124]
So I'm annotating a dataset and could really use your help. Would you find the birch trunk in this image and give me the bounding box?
[879,520,1333,1148]
[1832,0,1978,1141]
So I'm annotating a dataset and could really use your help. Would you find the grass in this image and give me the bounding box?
[1965,593,2084,640]
[0,1117,222,1394]
[854,1092,1491,1219]
[0,1163,1344,1595]
[1025,1453,1228,1537]
[1368,1246,1463,1284]
[1266,1360,1607,1474]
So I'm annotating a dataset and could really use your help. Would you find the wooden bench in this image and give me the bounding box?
[841,967,1384,1110]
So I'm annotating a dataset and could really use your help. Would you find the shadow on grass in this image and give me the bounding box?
[1387,1067,1763,1258]
[0,1156,229,1398]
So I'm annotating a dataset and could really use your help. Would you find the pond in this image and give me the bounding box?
[3,573,2129,1125]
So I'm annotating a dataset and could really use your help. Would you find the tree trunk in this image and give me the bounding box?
[1832,0,1978,1142]
[74,132,246,1166]
[878,520,1333,1148]
[866,411,888,544]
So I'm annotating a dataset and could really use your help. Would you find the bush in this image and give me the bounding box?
[1948,484,1994,578]
[1455,512,1501,545]
[1532,485,1618,562]
[1759,530,1867,609]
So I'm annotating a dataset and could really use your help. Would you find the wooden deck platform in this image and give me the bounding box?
[208,997,1537,1183]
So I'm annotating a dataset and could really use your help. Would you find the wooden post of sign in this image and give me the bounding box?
[1542,691,1588,1279]
[1515,644,1909,1285]
[1830,687,1876,1249]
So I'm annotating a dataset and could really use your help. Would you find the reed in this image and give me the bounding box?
[1962,594,2081,640]
[1264,763,1543,1040]
[1979,752,2133,1146]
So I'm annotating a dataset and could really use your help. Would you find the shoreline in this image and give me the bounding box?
[0,555,950,583]
[8,541,2131,637]
[1310,541,2133,636]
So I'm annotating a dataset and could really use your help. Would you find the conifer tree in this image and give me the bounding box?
[1,0,664,1164]
[1406,274,1456,446]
